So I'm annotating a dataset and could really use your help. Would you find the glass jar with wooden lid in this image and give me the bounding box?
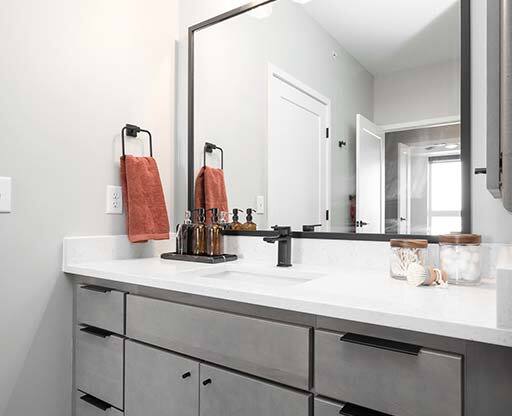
[390,239,429,280]
[439,234,482,285]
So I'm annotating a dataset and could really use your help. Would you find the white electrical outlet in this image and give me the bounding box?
[0,177,12,213]
[106,185,123,214]
[256,195,265,214]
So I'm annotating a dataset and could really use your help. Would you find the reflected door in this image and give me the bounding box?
[356,114,385,233]
[268,66,330,231]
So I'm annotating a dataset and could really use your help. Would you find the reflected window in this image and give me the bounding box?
[428,157,462,234]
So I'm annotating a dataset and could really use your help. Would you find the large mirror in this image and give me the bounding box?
[189,0,470,237]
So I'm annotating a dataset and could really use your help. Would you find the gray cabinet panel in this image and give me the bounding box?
[315,330,462,416]
[76,391,123,416]
[125,340,199,416]
[126,294,311,389]
[77,285,125,334]
[76,327,124,409]
[199,364,310,416]
[314,398,344,416]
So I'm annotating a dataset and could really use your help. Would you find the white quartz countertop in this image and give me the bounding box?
[64,256,512,348]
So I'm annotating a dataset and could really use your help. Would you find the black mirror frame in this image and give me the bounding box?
[188,0,471,243]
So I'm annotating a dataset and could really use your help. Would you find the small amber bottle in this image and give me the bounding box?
[206,208,224,256]
[229,208,243,230]
[191,208,207,255]
[241,208,257,231]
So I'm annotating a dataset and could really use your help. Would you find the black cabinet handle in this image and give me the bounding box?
[81,285,112,293]
[474,167,487,175]
[80,326,113,338]
[182,372,191,379]
[202,378,212,386]
[340,333,421,356]
[80,394,112,412]
[339,403,391,416]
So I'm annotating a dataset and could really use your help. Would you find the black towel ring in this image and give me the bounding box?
[203,142,223,169]
[121,124,153,157]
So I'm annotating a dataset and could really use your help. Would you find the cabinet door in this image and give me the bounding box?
[199,364,310,416]
[125,340,199,416]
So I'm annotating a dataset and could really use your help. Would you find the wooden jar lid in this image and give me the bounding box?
[390,239,428,249]
[439,234,481,245]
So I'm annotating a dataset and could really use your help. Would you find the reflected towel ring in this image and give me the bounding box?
[203,142,223,169]
[121,124,153,157]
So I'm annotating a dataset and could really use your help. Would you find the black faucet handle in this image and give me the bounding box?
[302,224,322,232]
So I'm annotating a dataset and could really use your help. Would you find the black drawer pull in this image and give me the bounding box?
[182,372,191,379]
[81,285,112,293]
[80,326,113,338]
[340,333,421,356]
[339,402,391,416]
[80,393,112,411]
[202,378,212,386]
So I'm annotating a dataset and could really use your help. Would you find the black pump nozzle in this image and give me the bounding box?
[193,207,206,223]
[207,208,219,223]
[232,208,242,222]
[246,208,256,222]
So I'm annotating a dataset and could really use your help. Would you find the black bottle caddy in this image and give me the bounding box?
[160,251,238,264]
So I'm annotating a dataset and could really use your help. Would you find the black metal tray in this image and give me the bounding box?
[161,252,238,264]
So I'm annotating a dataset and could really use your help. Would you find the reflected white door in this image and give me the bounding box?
[268,66,330,231]
[356,114,385,233]
[398,143,412,234]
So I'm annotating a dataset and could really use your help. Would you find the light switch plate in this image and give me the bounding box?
[106,185,123,214]
[256,195,265,214]
[0,177,12,213]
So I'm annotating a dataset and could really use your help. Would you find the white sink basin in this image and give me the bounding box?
[198,267,324,288]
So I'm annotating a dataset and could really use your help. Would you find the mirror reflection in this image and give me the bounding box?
[193,0,462,235]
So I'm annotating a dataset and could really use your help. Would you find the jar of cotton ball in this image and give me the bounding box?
[389,239,428,280]
[439,234,482,285]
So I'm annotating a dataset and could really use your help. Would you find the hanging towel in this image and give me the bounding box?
[194,166,228,222]
[120,155,170,243]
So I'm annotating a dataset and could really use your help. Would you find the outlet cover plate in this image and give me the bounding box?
[106,185,123,214]
[0,177,12,213]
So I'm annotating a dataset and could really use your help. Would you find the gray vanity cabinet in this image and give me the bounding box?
[124,340,199,416]
[199,364,311,416]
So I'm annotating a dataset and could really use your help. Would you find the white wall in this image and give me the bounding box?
[177,0,512,243]
[374,59,461,126]
[193,0,373,230]
[0,0,178,414]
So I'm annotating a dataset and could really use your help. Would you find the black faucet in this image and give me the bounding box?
[263,226,292,267]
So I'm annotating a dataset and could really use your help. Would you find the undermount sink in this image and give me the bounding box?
[198,268,324,288]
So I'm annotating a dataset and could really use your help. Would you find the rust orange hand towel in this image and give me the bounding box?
[194,166,228,222]
[120,156,170,243]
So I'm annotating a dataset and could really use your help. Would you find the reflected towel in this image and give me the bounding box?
[120,156,170,243]
[194,166,228,222]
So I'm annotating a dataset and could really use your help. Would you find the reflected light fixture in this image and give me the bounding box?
[248,4,273,19]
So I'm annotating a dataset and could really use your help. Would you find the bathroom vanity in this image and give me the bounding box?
[65,236,512,416]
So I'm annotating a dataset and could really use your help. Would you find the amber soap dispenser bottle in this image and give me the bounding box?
[241,208,257,231]
[192,208,207,255]
[206,208,224,256]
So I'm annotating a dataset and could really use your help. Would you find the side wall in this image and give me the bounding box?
[0,1,178,414]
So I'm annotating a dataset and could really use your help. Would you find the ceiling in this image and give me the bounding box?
[301,0,461,75]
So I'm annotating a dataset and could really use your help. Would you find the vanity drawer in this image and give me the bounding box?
[76,391,123,416]
[77,285,125,334]
[126,294,311,389]
[315,330,462,416]
[76,325,124,410]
